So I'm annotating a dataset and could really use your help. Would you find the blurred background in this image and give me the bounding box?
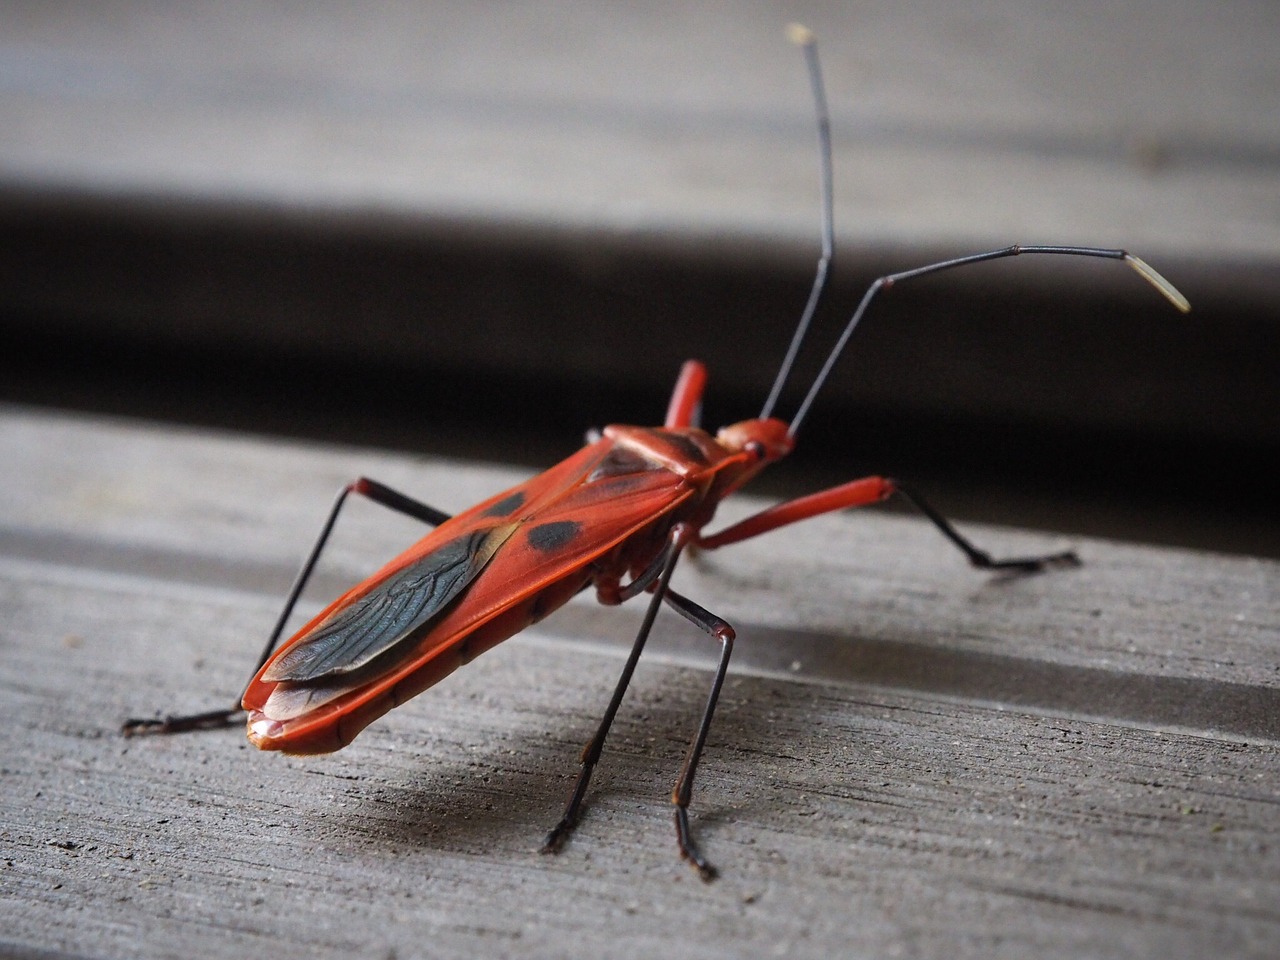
[1,0,1276,555]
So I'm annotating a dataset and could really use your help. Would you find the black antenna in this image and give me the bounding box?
[786,246,1191,436]
[759,23,834,421]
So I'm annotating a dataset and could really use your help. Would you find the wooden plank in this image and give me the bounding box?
[1,406,1277,958]
[1,0,1276,261]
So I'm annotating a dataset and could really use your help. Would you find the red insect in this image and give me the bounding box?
[124,26,1190,880]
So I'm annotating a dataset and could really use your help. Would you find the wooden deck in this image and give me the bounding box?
[2,1,1278,957]
[1,408,1277,958]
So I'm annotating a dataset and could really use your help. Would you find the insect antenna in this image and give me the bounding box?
[759,23,835,421]
[786,246,1191,436]
[761,25,1190,437]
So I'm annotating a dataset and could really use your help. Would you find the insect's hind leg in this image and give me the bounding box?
[121,477,452,737]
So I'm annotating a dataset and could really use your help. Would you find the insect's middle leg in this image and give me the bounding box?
[542,524,692,856]
[698,475,1078,572]
[660,587,736,882]
[121,477,452,736]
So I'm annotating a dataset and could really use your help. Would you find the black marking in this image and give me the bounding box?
[588,446,660,482]
[527,520,582,553]
[530,589,551,624]
[482,491,526,518]
[263,529,497,683]
[664,433,712,466]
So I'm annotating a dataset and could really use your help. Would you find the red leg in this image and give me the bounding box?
[665,360,708,429]
[699,476,1077,572]
[698,476,892,549]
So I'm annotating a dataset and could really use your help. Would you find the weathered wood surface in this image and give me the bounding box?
[3,0,1277,263]
[1,406,1277,959]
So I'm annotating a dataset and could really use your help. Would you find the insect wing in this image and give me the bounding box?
[244,438,696,750]
[261,523,518,683]
[476,462,693,593]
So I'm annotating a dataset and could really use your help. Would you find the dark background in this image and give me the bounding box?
[3,189,1275,556]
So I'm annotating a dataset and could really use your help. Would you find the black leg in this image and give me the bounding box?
[661,588,736,882]
[892,481,1081,572]
[121,477,451,736]
[542,525,690,855]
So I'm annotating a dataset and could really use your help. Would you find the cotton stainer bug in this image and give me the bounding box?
[123,24,1190,880]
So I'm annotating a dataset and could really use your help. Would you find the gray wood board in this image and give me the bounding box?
[1,407,1277,959]
[2,0,1277,263]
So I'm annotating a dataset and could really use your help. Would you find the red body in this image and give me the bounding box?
[243,367,795,754]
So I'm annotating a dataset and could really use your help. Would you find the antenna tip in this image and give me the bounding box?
[1124,254,1192,314]
[786,23,816,47]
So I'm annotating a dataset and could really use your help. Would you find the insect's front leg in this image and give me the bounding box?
[121,477,453,737]
[890,481,1079,572]
[700,475,1078,572]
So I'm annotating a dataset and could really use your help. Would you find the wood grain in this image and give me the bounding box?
[2,1,1276,261]
[1,407,1276,959]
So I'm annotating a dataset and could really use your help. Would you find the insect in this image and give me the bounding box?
[123,25,1189,880]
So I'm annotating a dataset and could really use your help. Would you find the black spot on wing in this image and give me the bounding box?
[481,491,526,518]
[526,520,582,553]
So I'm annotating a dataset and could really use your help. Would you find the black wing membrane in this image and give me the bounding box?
[262,524,517,683]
